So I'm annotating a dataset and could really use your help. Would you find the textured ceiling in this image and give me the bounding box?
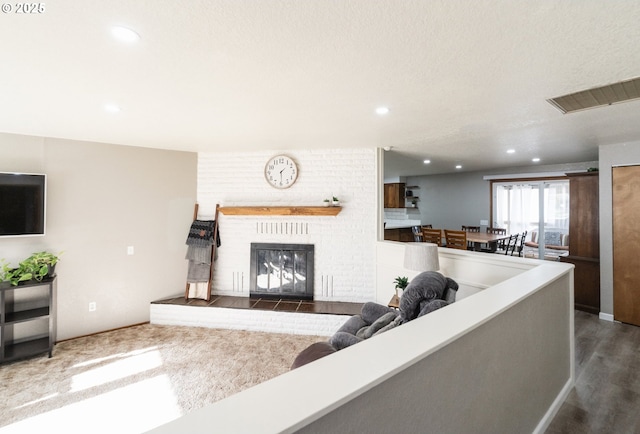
[1,1,640,176]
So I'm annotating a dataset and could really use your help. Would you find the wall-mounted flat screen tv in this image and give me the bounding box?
[0,172,46,237]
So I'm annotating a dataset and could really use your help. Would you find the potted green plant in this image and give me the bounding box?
[332,196,340,206]
[323,198,330,207]
[1,251,61,286]
[394,276,409,296]
[27,251,61,278]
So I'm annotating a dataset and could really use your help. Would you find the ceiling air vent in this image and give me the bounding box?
[547,76,640,114]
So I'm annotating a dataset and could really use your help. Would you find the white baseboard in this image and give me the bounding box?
[599,312,615,322]
[533,377,574,434]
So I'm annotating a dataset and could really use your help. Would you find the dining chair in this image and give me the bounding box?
[515,230,528,257]
[444,229,467,250]
[422,228,443,246]
[461,225,480,232]
[485,227,507,251]
[503,234,519,256]
[486,227,507,235]
[411,226,423,242]
[461,225,480,248]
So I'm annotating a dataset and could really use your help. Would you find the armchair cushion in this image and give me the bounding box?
[356,311,399,339]
[544,231,562,247]
[525,231,569,250]
[335,314,367,335]
[399,271,458,323]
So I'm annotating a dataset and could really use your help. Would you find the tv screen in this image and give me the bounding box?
[0,172,46,237]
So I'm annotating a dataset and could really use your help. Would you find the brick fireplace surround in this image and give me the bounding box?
[193,148,378,305]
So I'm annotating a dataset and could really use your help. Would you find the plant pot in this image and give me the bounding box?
[332,200,340,207]
[46,264,56,278]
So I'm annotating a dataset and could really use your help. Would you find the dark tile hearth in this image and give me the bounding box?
[152,295,364,316]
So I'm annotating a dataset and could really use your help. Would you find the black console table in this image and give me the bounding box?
[0,276,57,363]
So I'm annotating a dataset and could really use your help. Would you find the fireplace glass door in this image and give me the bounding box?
[250,243,314,300]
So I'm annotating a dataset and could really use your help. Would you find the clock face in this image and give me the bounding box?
[265,155,298,189]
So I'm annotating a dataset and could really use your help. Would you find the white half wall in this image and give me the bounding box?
[148,247,575,434]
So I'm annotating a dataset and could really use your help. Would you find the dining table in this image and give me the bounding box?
[462,231,512,252]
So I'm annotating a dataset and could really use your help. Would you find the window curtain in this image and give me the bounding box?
[494,181,569,234]
[543,182,570,233]
[495,184,537,233]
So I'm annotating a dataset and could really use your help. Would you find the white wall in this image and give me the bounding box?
[197,148,378,302]
[407,171,490,229]
[598,141,640,316]
[0,133,197,340]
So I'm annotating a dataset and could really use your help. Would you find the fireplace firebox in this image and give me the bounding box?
[250,243,314,300]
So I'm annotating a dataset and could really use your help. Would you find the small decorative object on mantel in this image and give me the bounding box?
[323,198,330,207]
[332,196,340,206]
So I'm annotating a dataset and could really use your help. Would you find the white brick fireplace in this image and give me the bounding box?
[196,148,378,303]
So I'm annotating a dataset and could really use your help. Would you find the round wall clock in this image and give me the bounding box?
[264,154,298,189]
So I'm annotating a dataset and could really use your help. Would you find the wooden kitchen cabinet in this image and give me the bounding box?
[560,171,600,314]
[384,183,405,208]
[384,227,415,242]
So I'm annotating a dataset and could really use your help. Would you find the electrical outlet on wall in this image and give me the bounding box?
[89,302,96,312]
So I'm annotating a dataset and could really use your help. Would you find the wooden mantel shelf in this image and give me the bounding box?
[218,206,342,216]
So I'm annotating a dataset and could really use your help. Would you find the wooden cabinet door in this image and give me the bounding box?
[567,172,599,257]
[383,183,405,208]
[613,165,640,326]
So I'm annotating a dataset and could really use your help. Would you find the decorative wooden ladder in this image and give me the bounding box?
[184,203,220,302]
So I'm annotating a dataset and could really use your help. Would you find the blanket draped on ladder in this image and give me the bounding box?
[185,219,220,299]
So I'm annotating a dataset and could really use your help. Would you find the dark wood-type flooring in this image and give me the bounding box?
[545,310,640,433]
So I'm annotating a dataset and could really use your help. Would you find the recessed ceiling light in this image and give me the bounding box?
[375,106,390,115]
[455,165,462,169]
[104,103,121,113]
[423,159,431,164]
[532,157,541,162]
[506,149,515,154]
[111,25,140,43]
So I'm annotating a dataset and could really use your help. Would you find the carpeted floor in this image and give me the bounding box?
[0,324,322,434]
